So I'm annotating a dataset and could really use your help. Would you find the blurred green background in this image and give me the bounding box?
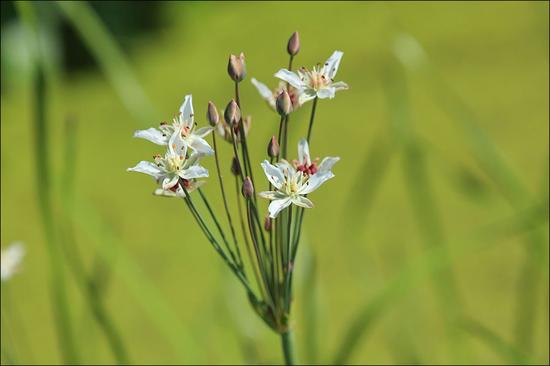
[1,1,549,365]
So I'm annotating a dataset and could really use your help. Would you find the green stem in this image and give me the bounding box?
[281,330,295,365]
[306,97,318,143]
[182,188,256,298]
[198,188,240,268]
[212,133,243,268]
[234,82,257,201]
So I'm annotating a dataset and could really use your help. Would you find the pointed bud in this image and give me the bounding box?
[287,31,300,56]
[242,176,254,198]
[264,217,272,232]
[267,136,280,158]
[276,90,292,116]
[207,101,219,126]
[228,52,247,82]
[224,99,241,126]
[231,157,241,176]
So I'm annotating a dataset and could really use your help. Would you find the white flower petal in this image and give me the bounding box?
[323,50,344,79]
[318,156,340,175]
[179,94,194,128]
[268,198,292,218]
[162,175,179,190]
[189,136,214,155]
[291,195,314,209]
[133,128,168,145]
[274,69,304,90]
[261,160,285,189]
[128,161,163,179]
[298,89,317,105]
[331,81,349,91]
[297,138,311,166]
[317,87,336,99]
[154,188,182,198]
[181,165,209,180]
[299,172,334,195]
[276,159,296,175]
[259,190,278,200]
[259,190,288,200]
[193,126,215,138]
[251,78,276,108]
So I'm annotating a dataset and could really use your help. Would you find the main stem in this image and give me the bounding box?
[281,331,295,365]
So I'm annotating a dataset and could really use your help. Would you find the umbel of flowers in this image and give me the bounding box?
[128,31,347,365]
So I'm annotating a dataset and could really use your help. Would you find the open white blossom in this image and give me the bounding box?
[251,78,301,112]
[128,149,208,197]
[133,95,214,156]
[259,139,339,218]
[274,51,348,105]
[1,242,25,282]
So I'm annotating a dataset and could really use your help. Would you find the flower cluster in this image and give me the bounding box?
[128,31,347,361]
[129,95,212,197]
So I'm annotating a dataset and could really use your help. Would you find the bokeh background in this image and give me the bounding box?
[1,1,549,365]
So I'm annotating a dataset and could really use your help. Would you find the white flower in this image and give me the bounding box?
[1,242,25,282]
[251,78,302,111]
[259,139,339,218]
[128,149,208,197]
[274,51,348,105]
[133,95,214,156]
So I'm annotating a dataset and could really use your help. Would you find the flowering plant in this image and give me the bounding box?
[129,31,347,364]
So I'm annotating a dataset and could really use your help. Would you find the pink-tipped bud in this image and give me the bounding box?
[276,90,292,116]
[224,99,241,126]
[207,101,219,126]
[287,31,300,56]
[231,157,241,176]
[242,176,254,198]
[264,217,272,232]
[228,52,247,82]
[267,136,280,158]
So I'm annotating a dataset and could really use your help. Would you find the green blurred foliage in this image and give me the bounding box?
[1,1,548,364]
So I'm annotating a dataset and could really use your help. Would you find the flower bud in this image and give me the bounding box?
[242,176,254,198]
[264,217,272,232]
[231,157,241,176]
[224,99,241,126]
[206,101,219,126]
[267,136,279,158]
[287,31,300,56]
[276,90,292,116]
[228,52,247,82]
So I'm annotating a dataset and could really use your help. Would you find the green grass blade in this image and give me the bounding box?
[301,252,319,364]
[384,63,468,362]
[394,34,548,354]
[461,318,532,364]
[55,1,157,126]
[67,197,201,364]
[332,201,548,365]
[16,2,81,362]
[60,117,130,364]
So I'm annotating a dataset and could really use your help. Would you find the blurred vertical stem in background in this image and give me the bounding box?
[55,0,157,126]
[60,118,130,364]
[383,62,470,363]
[393,32,548,358]
[15,1,81,363]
